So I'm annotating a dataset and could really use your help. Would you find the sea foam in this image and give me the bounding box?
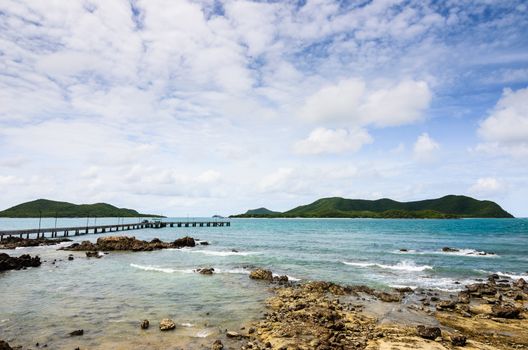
[342,260,433,272]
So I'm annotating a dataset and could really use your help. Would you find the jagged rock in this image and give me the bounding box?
[0,253,41,271]
[436,300,457,311]
[85,251,101,258]
[159,318,176,331]
[212,339,224,350]
[249,268,273,281]
[442,247,459,252]
[0,340,13,350]
[69,329,84,336]
[196,268,215,275]
[140,319,149,329]
[451,334,467,346]
[457,291,471,304]
[64,236,196,252]
[491,304,522,319]
[416,325,441,340]
[173,236,195,248]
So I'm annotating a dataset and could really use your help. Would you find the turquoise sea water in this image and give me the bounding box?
[1,217,527,349]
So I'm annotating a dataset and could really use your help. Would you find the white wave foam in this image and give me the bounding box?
[487,271,528,280]
[215,268,250,275]
[439,249,498,257]
[194,329,213,338]
[187,250,261,256]
[342,260,433,272]
[181,323,194,327]
[14,241,72,250]
[130,263,193,274]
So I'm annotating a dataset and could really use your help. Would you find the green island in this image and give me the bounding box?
[231,195,513,219]
[0,199,163,218]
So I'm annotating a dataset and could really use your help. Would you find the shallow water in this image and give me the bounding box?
[1,217,527,348]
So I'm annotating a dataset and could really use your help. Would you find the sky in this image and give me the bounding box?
[0,0,527,217]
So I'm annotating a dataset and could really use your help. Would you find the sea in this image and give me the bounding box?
[1,217,527,349]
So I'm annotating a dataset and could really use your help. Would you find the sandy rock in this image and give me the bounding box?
[491,304,522,319]
[249,268,273,281]
[416,325,441,340]
[159,318,176,331]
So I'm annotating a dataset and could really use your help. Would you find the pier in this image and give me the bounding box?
[0,220,231,241]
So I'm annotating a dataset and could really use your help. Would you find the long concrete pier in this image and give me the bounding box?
[0,220,230,241]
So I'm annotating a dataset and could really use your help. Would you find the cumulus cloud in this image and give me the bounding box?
[477,87,528,157]
[294,127,373,155]
[468,177,504,196]
[299,79,431,127]
[413,132,439,161]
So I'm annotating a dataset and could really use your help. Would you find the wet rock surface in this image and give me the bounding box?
[0,253,41,272]
[63,236,196,252]
[0,237,71,249]
[0,340,13,350]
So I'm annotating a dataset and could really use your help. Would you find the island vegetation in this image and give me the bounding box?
[231,195,513,219]
[0,199,163,218]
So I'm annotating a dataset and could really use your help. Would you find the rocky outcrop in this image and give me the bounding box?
[196,268,215,275]
[0,253,41,272]
[63,236,196,252]
[416,325,441,340]
[0,340,13,350]
[159,318,176,331]
[0,236,71,249]
[491,304,522,319]
[249,268,273,281]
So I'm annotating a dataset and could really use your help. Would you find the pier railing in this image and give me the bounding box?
[0,220,230,241]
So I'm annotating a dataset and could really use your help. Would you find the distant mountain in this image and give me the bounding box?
[0,199,163,218]
[241,207,281,217]
[231,195,513,219]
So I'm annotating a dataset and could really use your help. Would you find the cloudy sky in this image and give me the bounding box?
[1,0,527,216]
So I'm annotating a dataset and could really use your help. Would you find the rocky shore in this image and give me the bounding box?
[62,235,196,252]
[0,253,41,272]
[0,236,71,249]
[222,269,528,350]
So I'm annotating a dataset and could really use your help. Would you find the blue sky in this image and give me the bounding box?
[0,0,527,216]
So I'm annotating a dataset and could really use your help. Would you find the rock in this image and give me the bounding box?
[514,278,527,289]
[226,331,242,338]
[416,325,441,340]
[249,268,273,281]
[0,253,41,271]
[0,340,13,350]
[85,251,101,258]
[173,236,195,248]
[140,319,149,329]
[273,275,289,283]
[436,300,457,311]
[457,291,471,304]
[451,334,467,346]
[68,255,74,261]
[491,304,522,319]
[196,268,215,275]
[375,292,402,302]
[394,287,414,293]
[159,318,176,331]
[69,329,84,336]
[231,249,239,253]
[0,236,71,249]
[212,339,224,350]
[200,241,210,245]
[488,274,500,281]
[442,247,459,252]
[399,248,408,252]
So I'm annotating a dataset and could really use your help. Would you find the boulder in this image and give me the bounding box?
[140,319,149,329]
[442,247,459,252]
[85,251,101,258]
[212,340,224,350]
[457,291,471,304]
[491,305,522,319]
[249,268,273,281]
[375,292,402,302]
[451,334,467,346]
[436,300,457,311]
[159,318,176,331]
[69,329,84,336]
[514,278,527,289]
[0,340,13,350]
[273,275,289,283]
[173,236,195,248]
[196,268,215,275]
[0,253,41,271]
[416,325,441,340]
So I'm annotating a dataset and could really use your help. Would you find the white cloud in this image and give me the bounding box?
[299,79,431,127]
[468,177,504,196]
[294,127,373,155]
[477,87,528,157]
[413,132,439,161]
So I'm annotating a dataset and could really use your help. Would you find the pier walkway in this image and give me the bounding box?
[0,220,230,241]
